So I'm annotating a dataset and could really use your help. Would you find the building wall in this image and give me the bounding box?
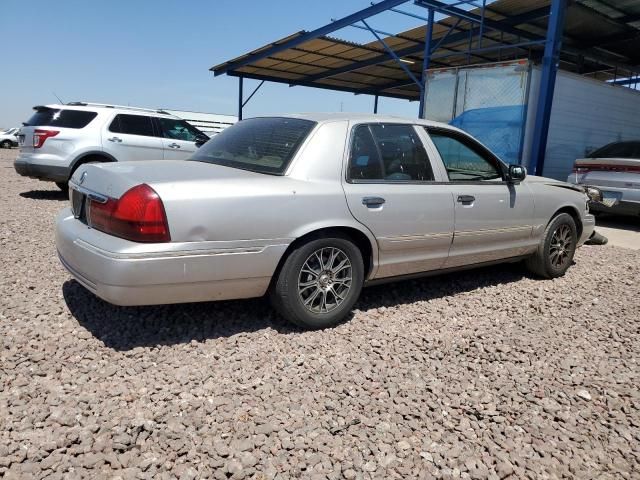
[524,68,640,180]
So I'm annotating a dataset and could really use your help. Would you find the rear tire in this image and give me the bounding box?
[525,213,577,278]
[270,235,364,329]
[55,182,69,193]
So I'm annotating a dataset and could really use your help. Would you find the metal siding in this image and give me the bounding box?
[531,69,640,179]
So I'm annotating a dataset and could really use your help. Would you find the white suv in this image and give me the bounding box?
[14,102,209,191]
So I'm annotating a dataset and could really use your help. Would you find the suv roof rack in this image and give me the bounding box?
[66,101,170,115]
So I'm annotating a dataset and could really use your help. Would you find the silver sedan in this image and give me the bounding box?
[56,114,595,329]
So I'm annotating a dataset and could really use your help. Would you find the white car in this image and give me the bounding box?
[567,141,640,216]
[0,128,20,148]
[14,102,209,191]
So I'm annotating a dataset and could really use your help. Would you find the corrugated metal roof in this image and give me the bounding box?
[212,0,640,100]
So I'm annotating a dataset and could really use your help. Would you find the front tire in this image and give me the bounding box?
[0,140,11,149]
[525,213,578,278]
[271,235,364,329]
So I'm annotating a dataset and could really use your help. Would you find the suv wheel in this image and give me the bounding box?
[525,213,578,278]
[271,235,364,329]
[0,140,11,149]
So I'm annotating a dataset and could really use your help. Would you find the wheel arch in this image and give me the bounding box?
[68,151,117,179]
[271,224,378,289]
[550,205,583,239]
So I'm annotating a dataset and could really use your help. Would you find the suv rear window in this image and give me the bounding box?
[189,117,315,175]
[25,108,97,129]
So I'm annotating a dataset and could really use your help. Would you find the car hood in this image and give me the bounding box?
[523,174,584,193]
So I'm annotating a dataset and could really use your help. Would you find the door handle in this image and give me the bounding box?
[107,136,122,143]
[457,195,475,204]
[362,196,386,208]
[168,143,181,149]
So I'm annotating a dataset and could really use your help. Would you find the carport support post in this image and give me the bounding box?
[529,0,567,175]
[373,95,379,114]
[238,76,244,121]
[418,7,435,119]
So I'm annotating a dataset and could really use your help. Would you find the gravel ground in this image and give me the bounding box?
[1,147,639,480]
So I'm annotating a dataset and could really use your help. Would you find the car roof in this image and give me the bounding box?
[247,112,456,129]
[37,103,180,119]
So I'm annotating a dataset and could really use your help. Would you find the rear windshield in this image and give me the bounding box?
[189,117,316,175]
[24,108,97,129]
[589,141,640,159]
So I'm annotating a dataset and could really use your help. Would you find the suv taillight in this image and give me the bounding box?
[88,184,170,242]
[33,129,59,148]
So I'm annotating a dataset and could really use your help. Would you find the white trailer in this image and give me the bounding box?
[424,61,640,180]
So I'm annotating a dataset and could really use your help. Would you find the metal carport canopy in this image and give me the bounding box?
[211,0,640,102]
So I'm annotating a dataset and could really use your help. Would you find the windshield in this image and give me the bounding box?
[189,117,316,175]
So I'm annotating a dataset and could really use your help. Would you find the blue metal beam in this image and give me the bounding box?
[413,0,483,23]
[361,19,423,89]
[419,8,435,119]
[529,0,568,176]
[212,0,411,76]
[242,80,265,108]
[299,6,550,84]
[227,71,419,101]
[237,76,243,121]
[414,0,546,40]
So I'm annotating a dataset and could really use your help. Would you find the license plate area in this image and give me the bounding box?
[71,188,87,221]
[601,190,622,208]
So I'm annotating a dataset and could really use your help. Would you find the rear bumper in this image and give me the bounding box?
[14,156,70,182]
[590,200,640,216]
[56,208,290,306]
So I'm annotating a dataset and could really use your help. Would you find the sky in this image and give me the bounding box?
[0,0,441,128]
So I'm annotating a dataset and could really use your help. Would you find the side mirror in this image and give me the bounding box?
[508,164,526,182]
[195,134,209,148]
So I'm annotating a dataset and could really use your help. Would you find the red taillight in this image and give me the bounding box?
[88,184,170,242]
[33,129,59,148]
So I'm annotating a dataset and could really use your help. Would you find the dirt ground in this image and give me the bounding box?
[1,147,638,479]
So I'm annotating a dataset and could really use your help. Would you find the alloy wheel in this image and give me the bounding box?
[549,224,573,268]
[297,247,352,314]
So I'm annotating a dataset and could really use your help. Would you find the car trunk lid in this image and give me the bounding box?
[572,157,640,189]
[70,160,269,199]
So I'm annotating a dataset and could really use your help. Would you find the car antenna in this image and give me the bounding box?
[52,91,65,104]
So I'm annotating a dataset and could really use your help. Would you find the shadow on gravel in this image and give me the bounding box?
[62,280,301,350]
[63,261,527,350]
[357,261,527,311]
[20,190,67,201]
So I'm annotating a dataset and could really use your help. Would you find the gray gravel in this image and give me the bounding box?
[1,147,639,479]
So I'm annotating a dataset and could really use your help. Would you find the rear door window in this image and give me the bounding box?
[348,124,434,182]
[24,108,97,129]
[109,114,155,137]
